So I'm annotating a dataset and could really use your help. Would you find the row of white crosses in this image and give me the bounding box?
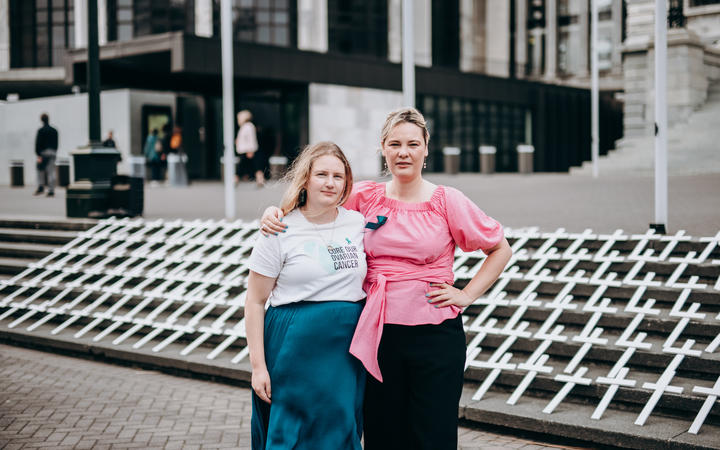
[458,228,720,434]
[0,218,260,364]
[1,221,718,432]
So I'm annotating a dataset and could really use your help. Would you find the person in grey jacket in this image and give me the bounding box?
[34,113,59,197]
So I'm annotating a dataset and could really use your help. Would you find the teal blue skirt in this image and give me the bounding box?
[251,300,365,450]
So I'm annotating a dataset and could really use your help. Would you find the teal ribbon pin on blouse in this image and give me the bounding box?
[365,216,388,230]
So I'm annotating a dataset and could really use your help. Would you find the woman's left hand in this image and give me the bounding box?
[426,283,475,308]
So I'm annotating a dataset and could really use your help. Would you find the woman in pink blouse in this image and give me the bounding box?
[261,107,512,449]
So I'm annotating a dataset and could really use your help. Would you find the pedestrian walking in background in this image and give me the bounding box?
[235,110,265,188]
[160,123,172,181]
[144,129,163,186]
[167,125,189,186]
[102,130,116,148]
[246,142,366,449]
[34,113,59,197]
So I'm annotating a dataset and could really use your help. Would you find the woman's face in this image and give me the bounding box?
[382,122,427,182]
[304,155,346,210]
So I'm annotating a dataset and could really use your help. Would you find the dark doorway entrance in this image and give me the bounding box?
[204,85,308,180]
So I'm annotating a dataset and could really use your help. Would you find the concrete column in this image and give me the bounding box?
[98,0,108,45]
[611,0,623,73]
[414,0,432,67]
[577,0,589,76]
[298,0,328,52]
[622,41,650,138]
[624,0,655,47]
[486,0,509,77]
[195,0,213,37]
[0,0,9,71]
[544,0,557,79]
[515,0,527,77]
[388,0,401,62]
[460,0,484,73]
[531,28,543,77]
[75,0,87,48]
[389,0,431,67]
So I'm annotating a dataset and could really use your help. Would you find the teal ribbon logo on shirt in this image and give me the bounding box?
[364,216,387,230]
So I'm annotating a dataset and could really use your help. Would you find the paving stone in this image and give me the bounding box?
[0,343,569,448]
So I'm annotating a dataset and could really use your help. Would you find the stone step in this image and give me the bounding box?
[464,364,720,424]
[0,242,56,260]
[467,305,720,340]
[460,388,720,450]
[0,228,77,246]
[0,257,35,277]
[0,218,95,232]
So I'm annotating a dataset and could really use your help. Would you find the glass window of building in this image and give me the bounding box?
[108,0,134,42]
[133,0,194,37]
[211,0,296,47]
[420,94,531,172]
[9,0,74,68]
[431,0,459,68]
[328,0,387,58]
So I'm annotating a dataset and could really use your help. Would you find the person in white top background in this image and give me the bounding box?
[235,109,265,187]
[245,141,367,449]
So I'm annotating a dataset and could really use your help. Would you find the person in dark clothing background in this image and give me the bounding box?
[103,130,117,148]
[34,113,59,197]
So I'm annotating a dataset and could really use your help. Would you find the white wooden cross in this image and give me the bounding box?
[634,340,697,426]
[688,375,720,434]
[543,367,593,414]
[665,261,707,290]
[507,324,565,405]
[623,257,662,287]
[706,312,720,354]
[469,321,529,401]
[591,332,648,419]
[664,289,706,350]
[593,230,629,262]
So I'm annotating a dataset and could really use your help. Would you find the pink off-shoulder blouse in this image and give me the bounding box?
[345,180,504,381]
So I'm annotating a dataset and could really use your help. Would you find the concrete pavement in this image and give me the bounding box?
[0,344,585,449]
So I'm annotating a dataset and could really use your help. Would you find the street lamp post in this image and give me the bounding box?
[591,0,599,179]
[402,0,415,108]
[221,0,236,219]
[66,0,121,218]
[651,0,668,234]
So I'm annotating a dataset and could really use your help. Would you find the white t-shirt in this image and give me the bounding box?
[248,207,367,306]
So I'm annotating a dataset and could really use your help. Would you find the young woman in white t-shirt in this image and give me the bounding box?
[245,141,367,450]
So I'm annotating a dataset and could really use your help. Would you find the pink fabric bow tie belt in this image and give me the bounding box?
[349,258,454,382]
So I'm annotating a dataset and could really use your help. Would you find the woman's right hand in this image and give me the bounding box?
[252,367,272,404]
[260,206,287,236]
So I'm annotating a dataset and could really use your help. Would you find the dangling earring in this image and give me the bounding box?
[298,188,307,206]
[423,159,427,169]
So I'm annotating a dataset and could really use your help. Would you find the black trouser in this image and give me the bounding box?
[363,316,466,450]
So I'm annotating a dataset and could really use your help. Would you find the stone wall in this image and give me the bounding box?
[0,89,176,186]
[623,25,720,139]
[308,84,402,178]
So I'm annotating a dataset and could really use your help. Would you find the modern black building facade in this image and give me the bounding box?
[1,0,623,180]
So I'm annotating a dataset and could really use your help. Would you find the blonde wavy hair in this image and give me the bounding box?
[279,142,354,216]
[380,107,430,145]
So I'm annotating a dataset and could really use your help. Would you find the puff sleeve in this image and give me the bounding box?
[442,186,504,253]
[343,180,380,215]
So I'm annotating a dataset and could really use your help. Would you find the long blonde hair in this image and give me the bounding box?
[279,142,354,215]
